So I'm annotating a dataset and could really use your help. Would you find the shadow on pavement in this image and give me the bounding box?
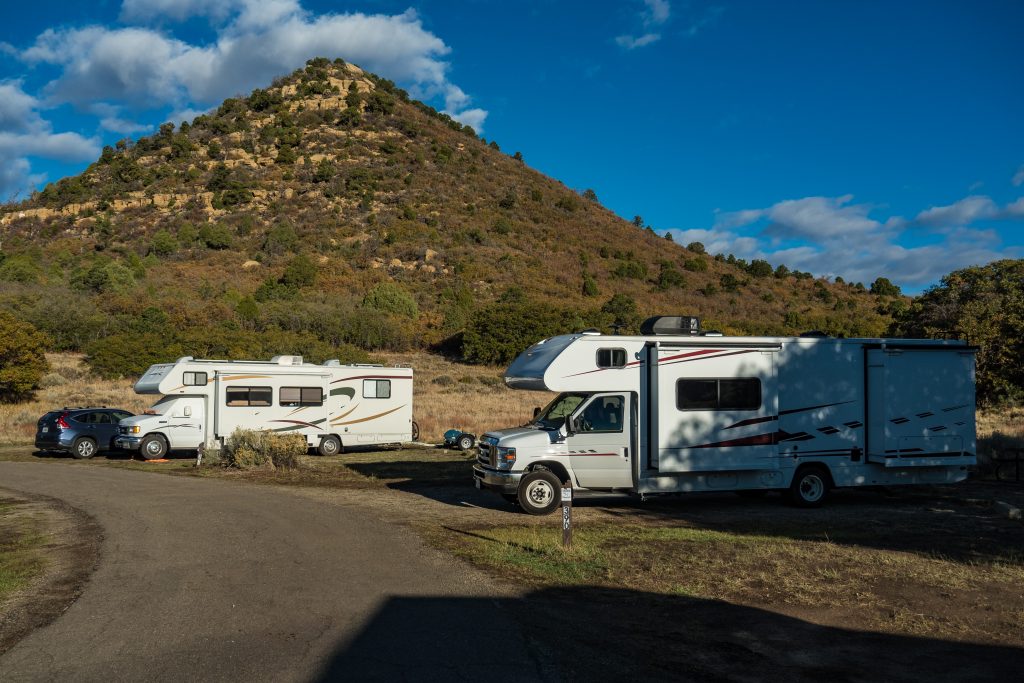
[314,586,1022,682]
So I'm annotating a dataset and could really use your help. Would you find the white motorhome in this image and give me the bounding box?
[115,355,414,459]
[473,317,977,514]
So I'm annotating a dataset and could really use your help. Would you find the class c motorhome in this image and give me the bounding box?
[115,355,414,459]
[473,317,977,514]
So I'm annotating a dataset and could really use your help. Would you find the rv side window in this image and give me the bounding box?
[183,371,207,386]
[578,395,625,433]
[677,378,761,411]
[225,386,273,407]
[596,348,627,368]
[280,387,324,407]
[363,379,391,399]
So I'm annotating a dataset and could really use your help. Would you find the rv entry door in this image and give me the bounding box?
[566,393,634,489]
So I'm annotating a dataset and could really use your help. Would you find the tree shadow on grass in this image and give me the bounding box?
[313,585,1022,682]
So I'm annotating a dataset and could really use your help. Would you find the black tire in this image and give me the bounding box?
[139,435,168,460]
[318,435,342,456]
[457,434,475,451]
[72,437,97,460]
[788,466,831,507]
[517,470,563,515]
[411,421,420,441]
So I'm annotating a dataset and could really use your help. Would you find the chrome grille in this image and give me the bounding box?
[477,435,499,467]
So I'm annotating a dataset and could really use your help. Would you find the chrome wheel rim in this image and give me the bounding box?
[322,439,338,454]
[144,440,163,457]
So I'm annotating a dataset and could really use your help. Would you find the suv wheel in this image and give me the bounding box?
[72,437,97,459]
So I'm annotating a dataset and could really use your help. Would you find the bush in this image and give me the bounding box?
[870,277,901,297]
[0,255,44,283]
[86,333,183,378]
[198,223,233,249]
[363,283,418,318]
[687,241,706,254]
[463,300,579,365]
[612,260,647,280]
[683,257,708,272]
[221,429,305,470]
[150,229,177,256]
[0,313,50,402]
[747,259,773,278]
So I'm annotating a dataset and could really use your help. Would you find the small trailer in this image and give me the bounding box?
[473,317,977,514]
[115,355,414,459]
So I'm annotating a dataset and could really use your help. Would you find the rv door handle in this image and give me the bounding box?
[624,449,629,459]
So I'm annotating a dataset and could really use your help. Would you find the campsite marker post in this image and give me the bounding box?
[561,486,573,548]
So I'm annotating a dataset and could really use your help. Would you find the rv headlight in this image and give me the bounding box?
[496,446,517,469]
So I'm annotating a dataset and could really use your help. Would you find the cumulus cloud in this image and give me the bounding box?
[0,80,100,198]
[913,195,998,227]
[669,193,1024,289]
[19,5,485,130]
[1014,165,1024,187]
[643,0,671,25]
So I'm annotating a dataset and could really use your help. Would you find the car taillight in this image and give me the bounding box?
[56,412,70,430]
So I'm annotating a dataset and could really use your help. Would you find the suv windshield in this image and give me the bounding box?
[533,393,590,430]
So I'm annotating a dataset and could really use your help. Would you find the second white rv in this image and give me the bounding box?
[115,355,414,459]
[473,317,977,513]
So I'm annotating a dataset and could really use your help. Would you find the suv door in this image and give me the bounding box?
[566,394,633,489]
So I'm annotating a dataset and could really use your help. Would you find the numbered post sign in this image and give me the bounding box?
[561,486,573,548]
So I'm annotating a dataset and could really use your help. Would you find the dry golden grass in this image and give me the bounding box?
[0,352,548,446]
[977,406,1024,456]
[379,351,554,442]
[0,354,149,446]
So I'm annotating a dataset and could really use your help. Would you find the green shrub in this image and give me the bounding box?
[612,260,647,280]
[0,313,50,402]
[363,283,418,318]
[683,257,708,272]
[150,229,177,256]
[281,254,317,288]
[198,223,233,249]
[221,428,305,470]
[0,255,44,283]
[463,300,572,365]
[86,333,183,378]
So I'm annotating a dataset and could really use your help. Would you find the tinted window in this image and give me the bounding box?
[280,387,324,407]
[72,413,91,424]
[225,387,273,407]
[184,371,208,386]
[363,379,391,399]
[596,348,627,369]
[677,378,761,411]
[111,411,133,422]
[92,412,112,424]
[578,395,624,433]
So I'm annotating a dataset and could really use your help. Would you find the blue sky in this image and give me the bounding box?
[1,0,1022,292]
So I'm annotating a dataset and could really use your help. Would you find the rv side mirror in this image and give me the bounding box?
[564,415,576,437]
[533,406,541,419]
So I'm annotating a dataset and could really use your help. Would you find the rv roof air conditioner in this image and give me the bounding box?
[640,316,701,336]
[271,355,304,365]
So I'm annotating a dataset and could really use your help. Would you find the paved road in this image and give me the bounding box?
[0,463,552,682]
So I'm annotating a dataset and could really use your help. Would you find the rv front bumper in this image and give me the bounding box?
[114,436,142,451]
[472,465,522,494]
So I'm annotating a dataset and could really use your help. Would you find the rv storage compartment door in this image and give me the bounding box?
[866,348,976,467]
[654,345,778,474]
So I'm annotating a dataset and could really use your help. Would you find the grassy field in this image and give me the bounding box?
[0,498,49,603]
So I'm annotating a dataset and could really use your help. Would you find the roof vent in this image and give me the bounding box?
[323,359,341,367]
[271,355,304,365]
[701,331,724,337]
[641,316,701,336]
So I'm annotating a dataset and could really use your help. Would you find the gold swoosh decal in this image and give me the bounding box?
[332,402,360,420]
[331,404,405,426]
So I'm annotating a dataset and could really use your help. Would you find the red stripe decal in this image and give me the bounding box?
[331,375,412,383]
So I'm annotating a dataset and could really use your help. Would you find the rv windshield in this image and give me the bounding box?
[533,393,590,430]
[145,396,176,415]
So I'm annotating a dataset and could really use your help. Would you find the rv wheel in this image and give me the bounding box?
[139,435,168,460]
[318,436,342,457]
[517,470,562,515]
[788,466,830,508]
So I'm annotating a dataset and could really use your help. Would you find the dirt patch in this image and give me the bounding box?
[0,488,101,656]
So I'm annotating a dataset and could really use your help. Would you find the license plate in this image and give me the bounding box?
[41,427,48,433]
[474,478,481,489]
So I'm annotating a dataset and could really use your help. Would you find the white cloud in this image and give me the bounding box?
[615,33,661,50]
[668,193,1023,289]
[914,195,998,227]
[20,5,485,131]
[0,82,100,199]
[1014,165,1024,187]
[643,0,671,25]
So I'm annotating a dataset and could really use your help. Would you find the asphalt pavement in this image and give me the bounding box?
[0,462,553,682]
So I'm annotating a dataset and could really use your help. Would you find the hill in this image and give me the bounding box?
[0,58,895,375]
